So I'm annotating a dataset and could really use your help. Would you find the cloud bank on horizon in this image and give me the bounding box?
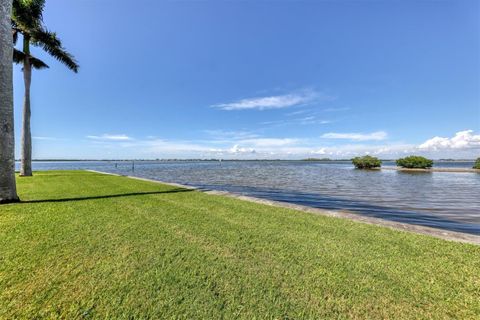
[33,129,477,160]
[419,130,480,151]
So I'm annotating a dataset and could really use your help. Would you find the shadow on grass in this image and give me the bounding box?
[21,188,193,204]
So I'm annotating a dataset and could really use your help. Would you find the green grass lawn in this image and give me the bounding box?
[0,171,479,319]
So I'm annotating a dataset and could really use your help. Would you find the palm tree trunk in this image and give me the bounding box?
[0,0,19,203]
[20,37,32,176]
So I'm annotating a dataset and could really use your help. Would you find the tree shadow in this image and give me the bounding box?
[21,188,193,204]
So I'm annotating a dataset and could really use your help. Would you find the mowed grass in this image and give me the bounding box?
[0,171,479,319]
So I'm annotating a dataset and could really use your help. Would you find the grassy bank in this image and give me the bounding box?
[0,171,479,319]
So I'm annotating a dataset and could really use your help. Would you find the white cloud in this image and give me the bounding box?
[229,145,256,154]
[306,144,414,158]
[212,90,320,111]
[33,136,60,141]
[203,130,259,140]
[144,139,210,153]
[297,117,331,125]
[239,138,298,147]
[321,131,388,141]
[260,116,331,128]
[323,107,350,112]
[311,148,327,155]
[285,109,308,116]
[419,130,480,150]
[87,134,132,141]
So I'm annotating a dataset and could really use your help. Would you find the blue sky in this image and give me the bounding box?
[13,0,480,159]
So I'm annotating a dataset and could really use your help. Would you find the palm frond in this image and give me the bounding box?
[13,48,26,64]
[12,0,79,73]
[12,19,19,44]
[30,56,49,69]
[30,28,79,73]
[13,29,18,45]
[12,0,45,30]
[13,49,50,70]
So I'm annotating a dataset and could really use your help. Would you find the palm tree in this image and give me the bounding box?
[12,0,78,176]
[0,0,20,203]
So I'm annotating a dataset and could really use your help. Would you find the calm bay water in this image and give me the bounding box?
[18,160,480,235]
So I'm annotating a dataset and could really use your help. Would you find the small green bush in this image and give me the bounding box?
[352,155,382,169]
[473,158,480,169]
[396,156,433,169]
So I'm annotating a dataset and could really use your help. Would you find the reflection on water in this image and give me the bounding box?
[19,160,480,235]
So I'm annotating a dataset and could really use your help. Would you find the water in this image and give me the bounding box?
[17,160,480,235]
